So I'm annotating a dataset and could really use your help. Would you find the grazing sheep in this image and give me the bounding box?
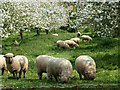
[64,40,79,47]
[0,55,8,75]
[4,53,28,79]
[47,58,73,83]
[70,37,80,44]
[15,55,28,78]
[56,40,70,49]
[36,55,54,80]
[77,32,81,37]
[75,55,96,80]
[81,35,92,41]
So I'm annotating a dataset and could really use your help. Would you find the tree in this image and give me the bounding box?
[1,0,69,38]
[76,0,119,37]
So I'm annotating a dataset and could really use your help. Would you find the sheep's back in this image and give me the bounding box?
[36,55,54,72]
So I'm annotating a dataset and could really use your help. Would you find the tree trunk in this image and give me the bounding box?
[45,29,49,34]
[37,29,40,35]
[35,27,41,35]
[20,30,23,40]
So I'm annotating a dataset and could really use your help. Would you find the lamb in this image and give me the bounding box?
[47,58,73,83]
[4,53,28,79]
[36,55,54,80]
[0,55,8,75]
[56,40,70,49]
[70,37,80,44]
[64,40,79,47]
[75,55,96,80]
[80,35,92,41]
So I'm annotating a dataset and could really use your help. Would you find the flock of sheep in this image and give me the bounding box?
[0,53,96,83]
[56,32,92,49]
[0,32,96,83]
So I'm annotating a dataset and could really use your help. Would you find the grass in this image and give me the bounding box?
[1,30,119,89]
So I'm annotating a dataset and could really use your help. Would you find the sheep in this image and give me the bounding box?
[4,53,28,79]
[15,55,28,78]
[56,40,70,49]
[64,40,79,47]
[36,55,54,80]
[70,37,80,44]
[47,58,73,83]
[52,33,58,37]
[75,55,96,80]
[0,55,8,75]
[77,32,81,37]
[80,35,92,41]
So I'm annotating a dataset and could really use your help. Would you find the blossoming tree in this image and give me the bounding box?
[0,0,68,39]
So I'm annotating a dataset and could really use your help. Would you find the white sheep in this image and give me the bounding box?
[47,58,73,83]
[64,40,79,47]
[70,37,80,44]
[15,55,28,78]
[4,53,28,79]
[77,32,81,37]
[56,40,70,49]
[0,55,8,75]
[81,35,92,41]
[36,55,54,80]
[75,55,96,80]
[52,33,58,37]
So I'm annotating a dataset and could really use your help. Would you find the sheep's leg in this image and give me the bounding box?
[1,68,4,75]
[79,73,82,80]
[19,70,22,79]
[23,70,26,78]
[38,72,42,80]
[47,73,53,80]
[54,75,58,82]
[12,72,15,77]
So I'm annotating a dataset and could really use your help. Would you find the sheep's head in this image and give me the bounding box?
[59,62,72,83]
[84,63,96,80]
[4,53,15,64]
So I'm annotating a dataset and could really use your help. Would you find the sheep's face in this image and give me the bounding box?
[4,53,15,64]
[4,56,14,64]
[60,66,72,83]
[84,66,96,80]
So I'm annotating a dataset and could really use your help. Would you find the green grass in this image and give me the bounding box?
[1,31,119,89]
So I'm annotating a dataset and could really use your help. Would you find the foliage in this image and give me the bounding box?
[76,1,119,37]
[0,0,68,38]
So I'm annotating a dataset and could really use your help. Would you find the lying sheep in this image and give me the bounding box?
[36,55,54,80]
[56,40,70,49]
[4,53,28,79]
[75,55,96,80]
[81,35,92,41]
[64,40,79,47]
[0,55,8,75]
[47,58,73,83]
[52,33,58,37]
[70,37,80,44]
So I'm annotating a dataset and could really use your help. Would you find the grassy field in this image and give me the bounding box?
[1,30,119,89]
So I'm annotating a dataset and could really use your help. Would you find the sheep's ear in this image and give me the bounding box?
[13,55,15,57]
